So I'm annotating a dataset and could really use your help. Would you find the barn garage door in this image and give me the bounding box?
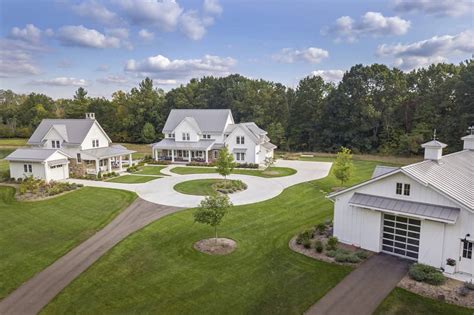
[382,213,420,260]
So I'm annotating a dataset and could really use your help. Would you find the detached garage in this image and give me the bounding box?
[5,148,71,182]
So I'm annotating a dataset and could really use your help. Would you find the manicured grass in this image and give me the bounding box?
[375,288,473,315]
[107,175,160,183]
[0,160,8,172]
[0,186,136,299]
[0,148,14,159]
[171,166,297,178]
[0,138,28,147]
[174,179,245,196]
[134,166,167,175]
[43,160,380,314]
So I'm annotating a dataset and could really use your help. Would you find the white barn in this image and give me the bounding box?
[329,133,474,280]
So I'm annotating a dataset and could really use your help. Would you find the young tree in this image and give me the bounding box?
[332,146,354,186]
[194,194,233,240]
[216,146,235,180]
[263,156,274,170]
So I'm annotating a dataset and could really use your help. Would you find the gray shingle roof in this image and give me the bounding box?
[402,150,474,210]
[162,109,233,133]
[372,166,398,179]
[349,193,460,224]
[80,145,136,159]
[152,138,215,150]
[28,119,96,145]
[5,148,70,162]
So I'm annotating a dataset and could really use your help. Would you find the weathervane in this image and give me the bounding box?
[432,129,437,140]
[468,126,474,135]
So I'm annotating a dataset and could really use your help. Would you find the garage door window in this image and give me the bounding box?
[382,213,420,260]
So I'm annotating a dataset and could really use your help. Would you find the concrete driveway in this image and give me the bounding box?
[68,160,332,207]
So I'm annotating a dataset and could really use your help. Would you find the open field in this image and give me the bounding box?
[171,166,297,178]
[107,175,160,183]
[0,186,136,299]
[0,138,28,147]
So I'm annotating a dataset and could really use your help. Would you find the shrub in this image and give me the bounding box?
[148,160,171,165]
[409,263,445,285]
[325,250,337,257]
[464,281,474,290]
[446,258,456,266]
[335,253,361,264]
[355,251,369,260]
[296,230,312,245]
[315,223,326,235]
[187,161,216,167]
[326,236,339,251]
[302,238,311,249]
[315,240,324,253]
[127,165,140,173]
[235,162,259,169]
[325,248,349,258]
[212,180,247,194]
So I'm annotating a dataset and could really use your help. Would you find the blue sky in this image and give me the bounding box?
[0,0,473,98]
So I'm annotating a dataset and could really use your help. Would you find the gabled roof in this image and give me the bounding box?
[371,166,398,179]
[5,148,71,162]
[28,119,96,145]
[224,122,268,144]
[329,150,474,211]
[152,138,215,150]
[162,109,233,133]
[177,117,201,133]
[48,124,69,142]
[80,145,135,159]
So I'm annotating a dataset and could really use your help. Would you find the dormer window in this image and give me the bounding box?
[236,136,245,144]
[396,183,410,196]
[52,140,60,148]
[203,134,211,139]
[92,139,99,148]
[182,132,190,141]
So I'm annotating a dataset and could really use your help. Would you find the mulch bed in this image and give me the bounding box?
[194,238,237,255]
[398,275,474,308]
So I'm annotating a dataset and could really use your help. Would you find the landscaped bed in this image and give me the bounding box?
[170,166,297,178]
[194,238,237,255]
[174,179,247,196]
[0,186,136,299]
[107,175,161,184]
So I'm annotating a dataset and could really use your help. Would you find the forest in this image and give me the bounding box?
[1,60,473,156]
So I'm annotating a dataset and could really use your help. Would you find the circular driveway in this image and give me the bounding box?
[68,160,332,207]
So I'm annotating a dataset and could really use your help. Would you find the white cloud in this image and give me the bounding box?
[203,0,222,15]
[125,54,236,80]
[97,75,128,84]
[311,70,345,82]
[273,47,329,64]
[155,79,178,85]
[10,24,42,43]
[376,30,474,70]
[0,38,47,77]
[116,0,183,31]
[57,25,121,48]
[106,28,129,39]
[72,0,119,25]
[138,29,154,40]
[31,77,88,87]
[179,10,209,40]
[323,12,410,42]
[393,0,473,17]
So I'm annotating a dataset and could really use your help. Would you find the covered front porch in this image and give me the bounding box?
[80,145,136,175]
[151,139,222,163]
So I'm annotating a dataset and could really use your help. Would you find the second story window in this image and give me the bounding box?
[404,184,411,196]
[396,183,410,196]
[92,139,99,148]
[52,140,60,148]
[236,136,245,144]
[182,133,190,141]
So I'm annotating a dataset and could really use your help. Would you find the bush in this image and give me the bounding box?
[409,263,445,285]
[315,223,326,235]
[147,160,171,165]
[335,252,361,264]
[325,248,349,258]
[446,258,456,266]
[187,161,216,167]
[315,240,323,253]
[464,281,474,290]
[212,180,247,194]
[127,165,140,173]
[296,230,312,245]
[302,238,311,249]
[325,250,337,258]
[235,162,259,169]
[355,251,369,260]
[326,236,339,251]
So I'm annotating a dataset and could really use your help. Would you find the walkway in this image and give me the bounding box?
[0,199,184,315]
[305,254,410,315]
[67,160,332,207]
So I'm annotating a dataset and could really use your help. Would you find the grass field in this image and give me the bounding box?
[174,179,244,196]
[0,186,136,299]
[134,166,167,175]
[0,138,27,147]
[375,288,472,315]
[42,160,380,314]
[171,166,297,178]
[106,175,160,183]
[118,143,151,160]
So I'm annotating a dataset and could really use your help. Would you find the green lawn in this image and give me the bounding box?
[0,186,136,299]
[42,160,380,314]
[375,288,472,315]
[171,166,297,178]
[134,166,167,175]
[174,179,244,196]
[0,160,8,172]
[0,138,28,147]
[107,175,161,183]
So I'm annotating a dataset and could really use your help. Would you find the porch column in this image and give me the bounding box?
[95,159,100,174]
[205,150,208,163]
[188,150,191,162]
[152,147,155,160]
[129,154,133,166]
[171,149,175,162]
[155,149,159,161]
[119,156,123,171]
[107,158,112,172]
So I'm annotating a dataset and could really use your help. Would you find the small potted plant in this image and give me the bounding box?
[445,258,456,274]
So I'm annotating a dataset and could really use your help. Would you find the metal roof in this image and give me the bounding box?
[349,193,460,224]
[80,145,135,159]
[402,150,474,210]
[162,109,233,133]
[262,142,277,150]
[28,119,96,145]
[5,148,70,162]
[371,166,398,179]
[152,138,215,150]
[421,140,447,148]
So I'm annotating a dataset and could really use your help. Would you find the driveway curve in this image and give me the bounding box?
[68,160,332,207]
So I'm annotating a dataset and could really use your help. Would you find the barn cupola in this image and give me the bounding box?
[421,130,447,161]
[461,126,474,150]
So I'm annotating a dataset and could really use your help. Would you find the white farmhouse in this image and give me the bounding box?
[6,113,135,181]
[328,133,474,280]
[151,109,276,165]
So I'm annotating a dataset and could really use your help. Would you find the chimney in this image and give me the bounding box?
[85,113,95,120]
[461,126,474,150]
[421,130,447,161]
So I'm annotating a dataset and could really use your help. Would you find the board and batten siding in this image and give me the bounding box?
[225,125,257,164]
[9,161,46,180]
[81,122,111,150]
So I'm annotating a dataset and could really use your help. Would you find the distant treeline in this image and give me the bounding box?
[1,60,473,155]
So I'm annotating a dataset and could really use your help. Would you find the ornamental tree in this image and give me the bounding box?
[216,146,235,180]
[332,146,354,186]
[194,193,233,240]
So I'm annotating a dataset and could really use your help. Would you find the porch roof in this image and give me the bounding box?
[152,138,215,151]
[80,145,135,159]
[349,193,460,224]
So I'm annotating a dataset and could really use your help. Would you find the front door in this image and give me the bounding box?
[459,240,473,274]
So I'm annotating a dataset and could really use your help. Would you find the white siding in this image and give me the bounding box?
[225,126,257,164]
[173,120,200,142]
[418,220,445,267]
[9,162,46,180]
[43,128,65,149]
[81,122,110,150]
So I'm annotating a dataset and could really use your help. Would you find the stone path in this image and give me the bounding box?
[305,253,410,315]
[0,199,184,315]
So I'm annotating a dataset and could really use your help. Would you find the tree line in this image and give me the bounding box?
[1,60,473,155]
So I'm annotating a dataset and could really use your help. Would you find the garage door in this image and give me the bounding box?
[382,213,420,260]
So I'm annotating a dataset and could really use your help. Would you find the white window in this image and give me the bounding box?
[92,139,99,148]
[50,164,63,169]
[236,152,245,161]
[463,241,473,259]
[52,140,60,148]
[236,136,245,144]
[168,133,172,138]
[202,134,211,139]
[182,133,186,141]
[396,183,410,196]
[24,164,32,173]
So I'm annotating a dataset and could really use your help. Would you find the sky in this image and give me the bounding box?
[0,0,473,99]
